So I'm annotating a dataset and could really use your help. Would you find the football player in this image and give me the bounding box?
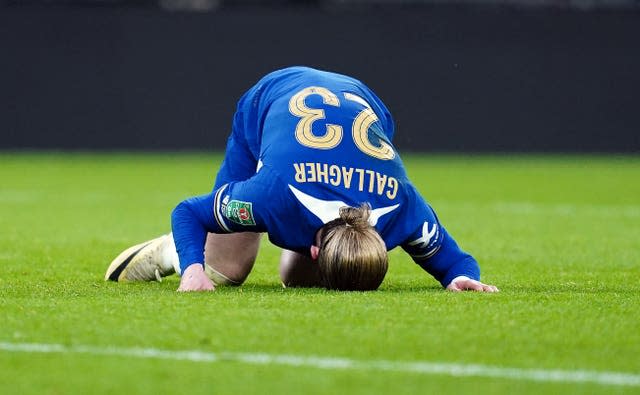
[105,66,498,293]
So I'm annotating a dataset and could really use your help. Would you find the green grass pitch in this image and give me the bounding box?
[0,152,638,394]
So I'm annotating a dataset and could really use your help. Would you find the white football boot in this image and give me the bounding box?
[105,234,178,282]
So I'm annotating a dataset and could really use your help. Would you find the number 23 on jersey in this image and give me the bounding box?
[288,86,395,160]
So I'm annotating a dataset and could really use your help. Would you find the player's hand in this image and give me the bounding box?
[178,264,215,292]
[446,276,499,293]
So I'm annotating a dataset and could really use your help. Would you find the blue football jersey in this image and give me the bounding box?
[172,67,480,287]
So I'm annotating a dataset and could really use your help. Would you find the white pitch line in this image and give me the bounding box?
[1,342,639,387]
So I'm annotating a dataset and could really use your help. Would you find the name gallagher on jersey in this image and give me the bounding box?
[292,162,398,200]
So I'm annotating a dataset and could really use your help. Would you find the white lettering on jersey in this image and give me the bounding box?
[288,184,399,225]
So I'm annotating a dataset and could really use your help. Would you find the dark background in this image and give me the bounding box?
[2,0,639,152]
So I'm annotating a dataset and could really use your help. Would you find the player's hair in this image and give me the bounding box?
[317,204,388,291]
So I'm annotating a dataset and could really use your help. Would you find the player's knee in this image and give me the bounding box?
[204,255,256,285]
[203,232,261,285]
[280,269,322,288]
[279,250,323,288]
[204,264,244,286]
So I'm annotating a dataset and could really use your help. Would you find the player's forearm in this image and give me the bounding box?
[438,256,481,288]
[171,193,220,273]
[416,253,480,288]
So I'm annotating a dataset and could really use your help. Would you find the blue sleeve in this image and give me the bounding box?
[400,184,480,287]
[172,172,272,273]
[399,198,481,288]
[410,226,481,288]
[171,192,224,273]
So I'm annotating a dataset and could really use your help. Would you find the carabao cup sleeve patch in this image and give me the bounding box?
[220,196,257,226]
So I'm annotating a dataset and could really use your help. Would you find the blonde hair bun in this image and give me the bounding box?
[338,204,371,230]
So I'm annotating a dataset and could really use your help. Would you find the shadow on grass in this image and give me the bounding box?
[220,282,444,294]
[91,279,635,301]
[96,277,453,296]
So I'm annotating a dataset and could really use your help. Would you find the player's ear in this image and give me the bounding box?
[310,245,320,261]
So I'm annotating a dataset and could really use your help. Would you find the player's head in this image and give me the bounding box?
[311,204,388,291]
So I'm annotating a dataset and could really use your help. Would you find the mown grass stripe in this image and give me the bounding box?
[1,342,638,387]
